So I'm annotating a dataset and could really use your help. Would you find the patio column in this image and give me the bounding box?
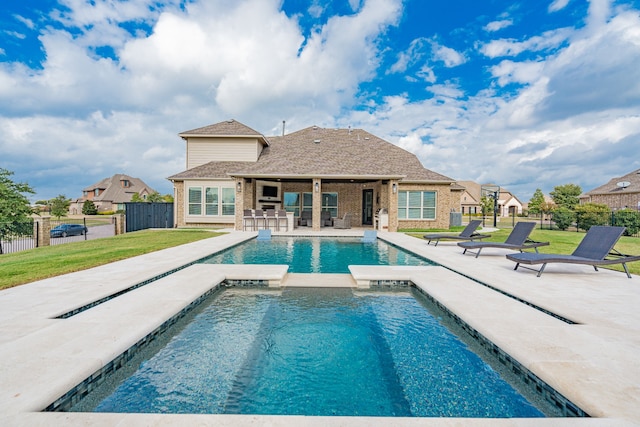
[388,179,399,232]
[234,177,244,230]
[312,178,322,231]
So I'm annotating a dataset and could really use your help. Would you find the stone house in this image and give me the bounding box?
[69,174,157,214]
[168,119,461,231]
[580,168,640,210]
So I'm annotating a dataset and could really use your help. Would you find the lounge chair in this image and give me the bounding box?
[506,226,640,278]
[298,210,312,227]
[333,213,352,229]
[321,210,333,227]
[362,230,377,243]
[423,220,489,246]
[458,221,548,258]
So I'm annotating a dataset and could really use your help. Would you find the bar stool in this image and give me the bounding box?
[265,209,277,230]
[254,209,266,229]
[277,210,288,231]
[243,209,255,231]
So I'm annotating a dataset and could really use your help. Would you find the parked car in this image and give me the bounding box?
[50,224,88,238]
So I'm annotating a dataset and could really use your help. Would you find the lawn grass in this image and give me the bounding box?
[0,229,220,290]
[404,226,640,276]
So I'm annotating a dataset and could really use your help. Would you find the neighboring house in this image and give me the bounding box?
[457,181,523,216]
[168,119,461,231]
[69,174,157,214]
[580,168,640,210]
[458,181,482,215]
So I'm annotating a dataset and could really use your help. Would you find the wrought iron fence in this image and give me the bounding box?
[0,219,36,254]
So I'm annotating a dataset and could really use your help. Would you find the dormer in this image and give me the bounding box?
[179,119,270,169]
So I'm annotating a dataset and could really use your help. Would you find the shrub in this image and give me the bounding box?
[552,207,575,230]
[574,203,610,231]
[613,209,640,236]
[82,200,98,215]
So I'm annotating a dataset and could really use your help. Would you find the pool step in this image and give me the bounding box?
[282,273,356,288]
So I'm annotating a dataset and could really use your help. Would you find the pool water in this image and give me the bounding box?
[200,236,434,273]
[89,287,545,417]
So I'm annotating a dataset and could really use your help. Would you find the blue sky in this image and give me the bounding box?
[2,0,640,204]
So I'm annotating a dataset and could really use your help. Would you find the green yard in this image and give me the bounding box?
[0,229,219,290]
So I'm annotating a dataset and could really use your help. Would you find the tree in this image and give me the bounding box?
[0,168,35,254]
[528,189,546,215]
[552,206,575,230]
[574,203,610,231]
[130,192,144,202]
[613,209,640,236]
[50,195,71,218]
[147,192,164,202]
[480,195,494,216]
[82,200,98,215]
[550,184,582,209]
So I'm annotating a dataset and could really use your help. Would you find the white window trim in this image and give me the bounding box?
[185,181,235,222]
[398,190,437,220]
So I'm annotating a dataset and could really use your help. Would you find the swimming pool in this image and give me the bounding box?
[80,287,550,417]
[200,236,434,273]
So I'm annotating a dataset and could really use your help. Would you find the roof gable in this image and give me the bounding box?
[179,119,268,146]
[170,125,454,182]
[583,168,640,196]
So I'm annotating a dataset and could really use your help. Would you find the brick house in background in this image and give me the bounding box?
[168,119,462,231]
[580,168,640,210]
[458,180,524,217]
[69,174,157,214]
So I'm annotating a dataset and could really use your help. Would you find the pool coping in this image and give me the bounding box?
[1,230,639,426]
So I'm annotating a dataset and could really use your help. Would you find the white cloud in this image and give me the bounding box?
[432,42,466,67]
[548,0,571,13]
[480,28,571,58]
[484,19,514,32]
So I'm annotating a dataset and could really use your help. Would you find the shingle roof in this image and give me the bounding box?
[169,125,454,183]
[82,174,156,203]
[179,119,265,139]
[582,168,640,196]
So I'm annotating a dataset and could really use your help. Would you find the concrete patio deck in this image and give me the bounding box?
[0,229,639,426]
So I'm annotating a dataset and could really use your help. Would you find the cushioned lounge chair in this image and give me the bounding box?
[334,213,352,229]
[298,210,312,227]
[321,210,333,227]
[458,221,548,258]
[423,220,489,246]
[506,226,640,278]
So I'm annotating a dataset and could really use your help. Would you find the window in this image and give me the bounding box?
[188,185,235,216]
[321,192,338,217]
[221,188,235,216]
[286,192,337,217]
[302,192,313,213]
[284,192,301,216]
[188,187,202,215]
[205,187,218,215]
[398,191,436,220]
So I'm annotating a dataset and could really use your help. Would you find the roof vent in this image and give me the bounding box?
[313,125,318,130]
[314,139,321,144]
[227,119,234,123]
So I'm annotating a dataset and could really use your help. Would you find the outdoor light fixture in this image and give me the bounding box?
[237,180,242,193]
[392,183,397,193]
[315,182,320,192]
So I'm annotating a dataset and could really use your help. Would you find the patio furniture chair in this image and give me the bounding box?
[243,209,255,231]
[334,213,352,229]
[458,222,548,258]
[254,209,266,230]
[362,230,377,243]
[256,229,271,241]
[506,226,640,278]
[277,210,288,231]
[423,220,489,246]
[265,209,277,230]
[321,210,333,227]
[298,210,312,227]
